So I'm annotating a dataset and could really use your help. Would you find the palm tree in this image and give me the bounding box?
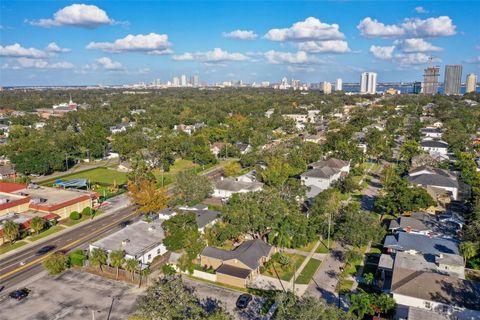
[3,221,19,245]
[460,241,478,266]
[30,217,45,235]
[139,267,151,288]
[109,250,125,279]
[349,291,374,319]
[124,258,139,282]
[90,248,107,271]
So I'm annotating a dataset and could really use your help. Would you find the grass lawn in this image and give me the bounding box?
[338,279,354,294]
[0,240,28,255]
[262,253,306,281]
[42,167,128,186]
[316,241,333,253]
[295,258,322,284]
[369,247,382,254]
[61,211,102,227]
[28,225,66,242]
[153,159,199,186]
[298,240,318,253]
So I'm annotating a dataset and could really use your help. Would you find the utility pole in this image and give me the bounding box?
[327,211,332,250]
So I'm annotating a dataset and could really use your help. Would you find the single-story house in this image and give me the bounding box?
[420,140,448,157]
[158,205,220,233]
[200,239,274,288]
[213,177,263,199]
[89,219,167,265]
[110,122,135,134]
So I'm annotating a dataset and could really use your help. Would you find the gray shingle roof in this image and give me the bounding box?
[420,140,448,148]
[408,173,459,189]
[201,239,272,270]
[214,178,263,192]
[301,166,339,179]
[383,232,459,255]
[309,158,349,170]
[195,210,220,228]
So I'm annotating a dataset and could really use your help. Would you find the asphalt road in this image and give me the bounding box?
[0,205,139,293]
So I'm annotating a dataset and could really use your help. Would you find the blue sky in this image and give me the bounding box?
[0,1,479,86]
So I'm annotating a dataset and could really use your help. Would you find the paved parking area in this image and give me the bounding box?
[0,269,140,320]
[183,277,265,320]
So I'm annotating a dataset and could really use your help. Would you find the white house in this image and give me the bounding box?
[110,122,135,134]
[421,127,443,139]
[213,177,263,199]
[407,172,459,200]
[89,219,167,265]
[158,205,220,233]
[301,158,350,198]
[420,139,448,157]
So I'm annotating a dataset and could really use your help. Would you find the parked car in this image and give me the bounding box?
[236,294,252,309]
[9,288,29,301]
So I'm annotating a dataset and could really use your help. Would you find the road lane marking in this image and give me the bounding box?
[0,210,137,280]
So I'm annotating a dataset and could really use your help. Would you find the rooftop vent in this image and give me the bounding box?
[121,239,130,247]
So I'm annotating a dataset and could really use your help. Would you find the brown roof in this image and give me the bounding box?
[392,267,480,310]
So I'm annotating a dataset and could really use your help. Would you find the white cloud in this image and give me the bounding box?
[358,16,456,38]
[394,38,442,53]
[0,43,47,58]
[357,17,405,38]
[28,4,114,28]
[172,48,249,63]
[264,17,344,42]
[296,40,350,53]
[45,42,71,53]
[394,53,439,65]
[87,33,172,54]
[465,56,480,64]
[222,30,257,40]
[95,57,123,70]
[1,57,74,69]
[369,45,395,60]
[415,6,428,13]
[264,50,321,65]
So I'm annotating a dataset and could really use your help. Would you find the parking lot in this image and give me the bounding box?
[183,277,266,320]
[0,269,140,320]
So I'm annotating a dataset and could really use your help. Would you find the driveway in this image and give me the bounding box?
[183,277,265,320]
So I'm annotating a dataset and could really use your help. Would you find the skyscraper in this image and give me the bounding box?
[192,74,199,87]
[335,78,342,91]
[172,76,180,87]
[444,65,463,95]
[360,72,377,94]
[422,66,440,94]
[413,81,422,94]
[321,81,332,94]
[180,74,187,87]
[466,73,477,93]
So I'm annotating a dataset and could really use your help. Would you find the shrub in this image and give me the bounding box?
[162,264,177,276]
[69,211,81,220]
[82,207,94,216]
[69,250,87,267]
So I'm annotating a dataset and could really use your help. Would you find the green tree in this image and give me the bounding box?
[373,294,396,316]
[30,216,45,235]
[364,272,375,286]
[259,156,295,188]
[131,276,232,320]
[125,258,140,281]
[223,161,241,177]
[349,291,374,319]
[109,250,126,279]
[460,241,478,266]
[3,221,19,245]
[89,248,107,271]
[43,252,69,275]
[173,170,213,205]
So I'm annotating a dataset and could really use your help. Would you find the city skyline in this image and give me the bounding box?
[0,1,479,86]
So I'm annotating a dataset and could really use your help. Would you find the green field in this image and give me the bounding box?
[0,241,27,255]
[42,167,128,186]
[295,258,322,284]
[153,159,199,186]
[28,225,66,242]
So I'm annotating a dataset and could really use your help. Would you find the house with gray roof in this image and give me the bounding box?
[383,232,459,255]
[89,219,167,265]
[408,173,459,200]
[420,139,449,158]
[301,158,350,198]
[200,239,275,288]
[158,205,220,232]
[388,212,460,238]
[213,177,263,199]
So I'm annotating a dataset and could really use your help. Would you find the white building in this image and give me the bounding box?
[335,78,343,91]
[301,158,350,198]
[321,81,332,94]
[158,205,220,233]
[213,177,263,199]
[420,127,443,139]
[360,72,377,94]
[420,139,448,157]
[172,76,180,87]
[89,219,167,265]
[180,74,187,87]
[466,73,477,93]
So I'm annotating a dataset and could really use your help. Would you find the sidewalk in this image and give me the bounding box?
[0,194,131,260]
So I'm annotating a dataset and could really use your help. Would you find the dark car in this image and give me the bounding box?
[236,294,252,309]
[9,288,29,301]
[36,245,56,255]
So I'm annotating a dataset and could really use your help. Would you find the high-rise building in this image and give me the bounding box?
[360,72,377,94]
[321,81,332,94]
[172,76,180,87]
[335,78,342,91]
[422,66,440,94]
[191,74,199,87]
[466,73,477,93]
[180,74,187,87]
[291,79,300,89]
[444,65,463,95]
[413,81,422,94]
